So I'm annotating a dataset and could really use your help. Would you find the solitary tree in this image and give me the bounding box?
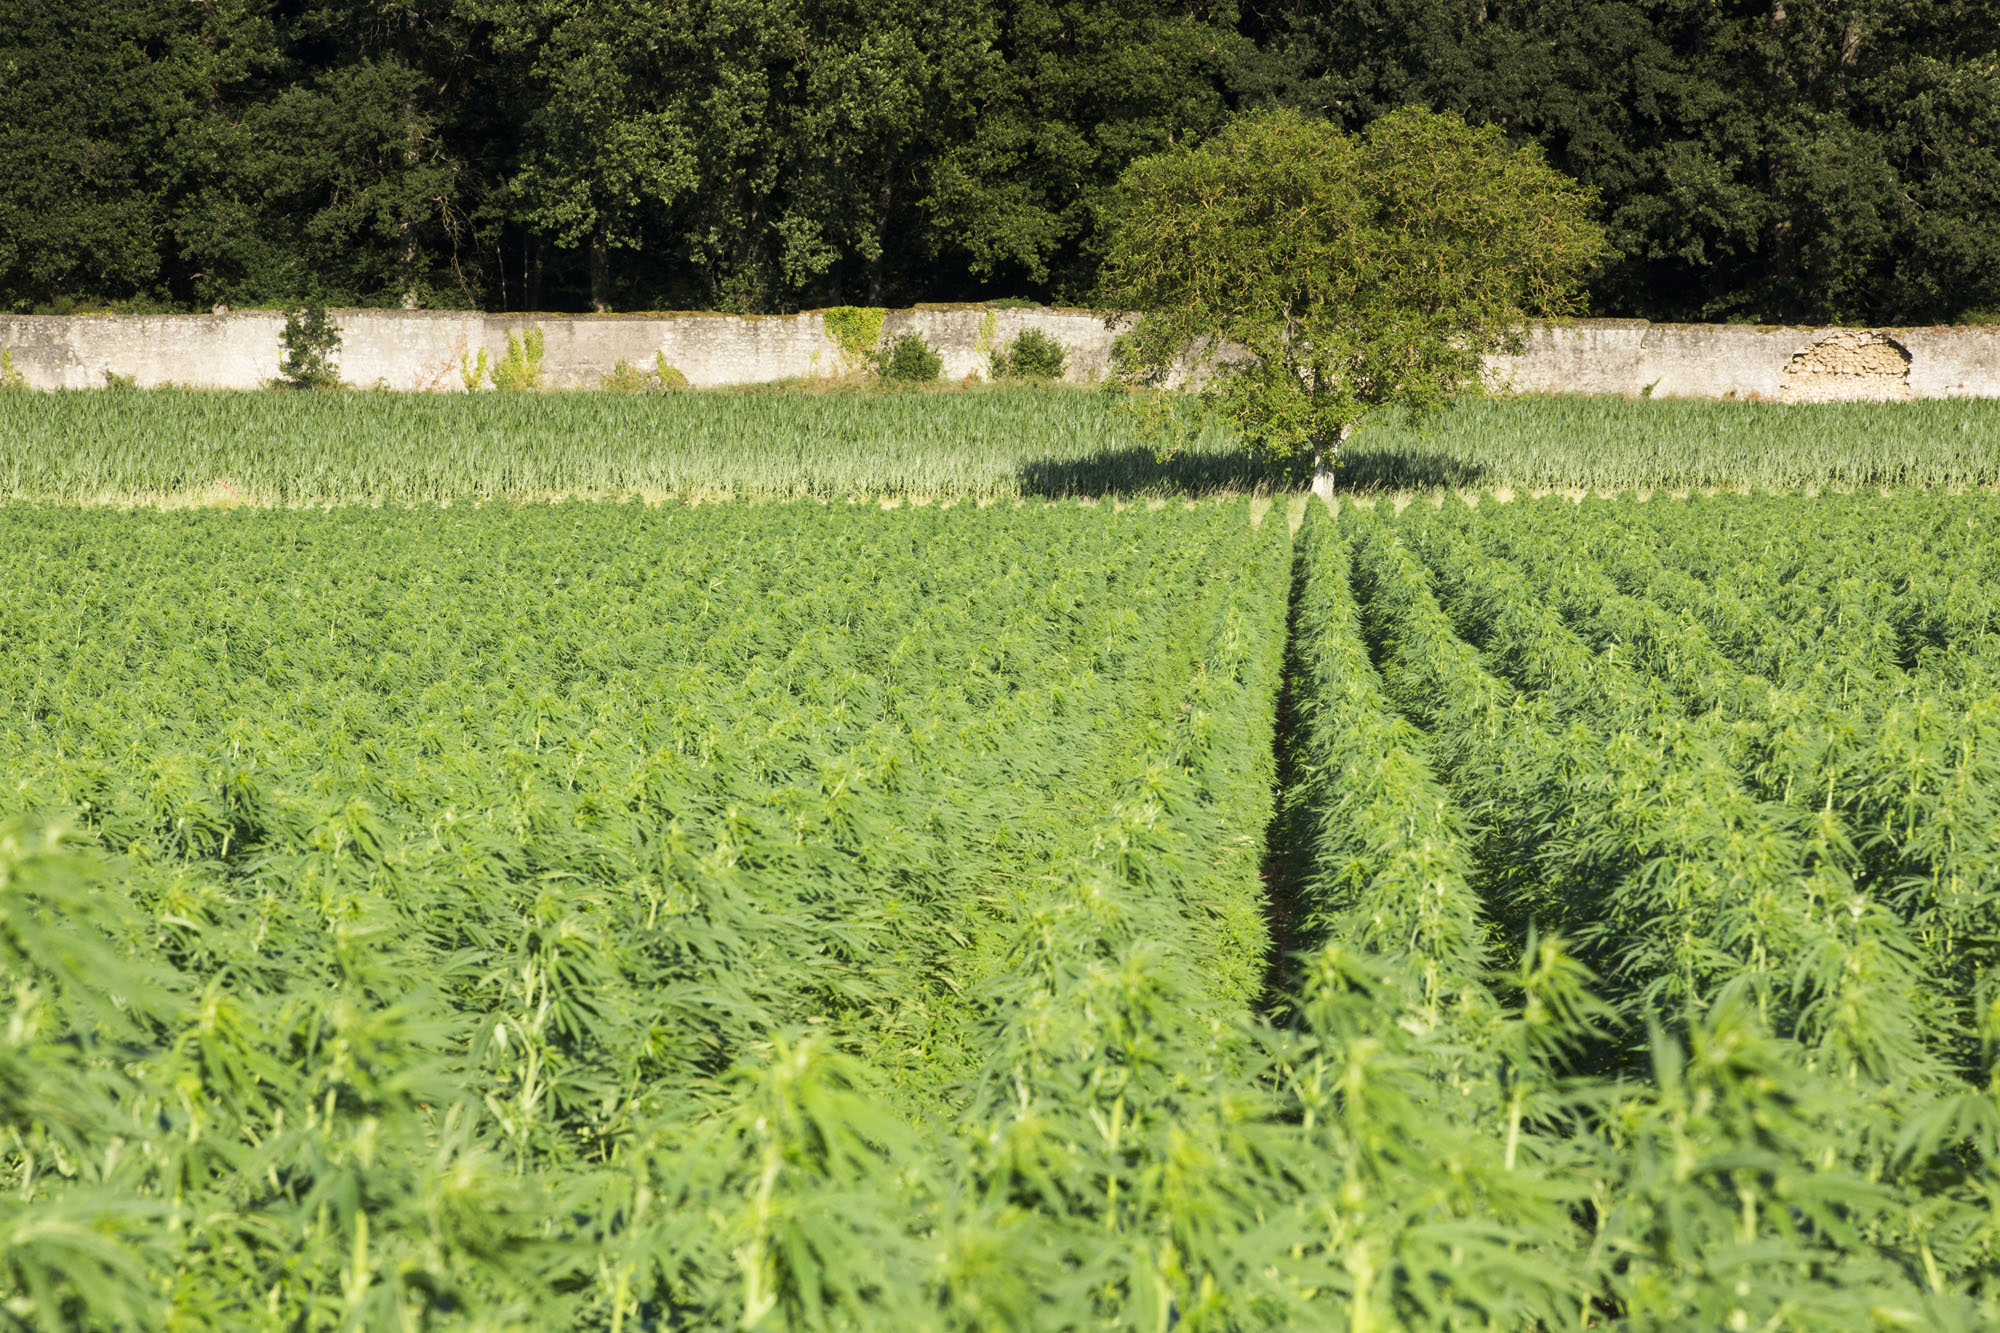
[1098,107,1606,497]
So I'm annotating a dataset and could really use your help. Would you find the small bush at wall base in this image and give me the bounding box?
[494,327,545,392]
[992,328,1068,381]
[103,369,139,390]
[0,350,23,392]
[602,352,688,392]
[277,306,343,390]
[460,347,491,391]
[874,331,942,382]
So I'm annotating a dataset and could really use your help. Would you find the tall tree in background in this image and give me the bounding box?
[927,0,1248,302]
[490,0,1232,311]
[487,0,700,312]
[5,0,2000,320]
[0,0,226,308]
[1241,0,2000,323]
[265,0,485,309]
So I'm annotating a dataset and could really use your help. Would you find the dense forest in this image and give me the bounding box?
[4,1,1996,322]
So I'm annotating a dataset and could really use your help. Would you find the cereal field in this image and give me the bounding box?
[2,387,1998,504]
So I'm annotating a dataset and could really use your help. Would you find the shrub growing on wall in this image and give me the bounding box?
[459,347,491,391]
[992,328,1067,381]
[601,352,689,392]
[277,307,342,390]
[493,328,545,392]
[874,331,941,382]
[821,307,886,373]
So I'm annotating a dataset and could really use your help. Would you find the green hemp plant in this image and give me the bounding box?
[1098,107,1605,498]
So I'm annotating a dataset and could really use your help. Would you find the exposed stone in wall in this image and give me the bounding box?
[1779,330,1913,402]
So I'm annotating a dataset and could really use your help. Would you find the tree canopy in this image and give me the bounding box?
[1099,107,1604,484]
[2,1,1997,321]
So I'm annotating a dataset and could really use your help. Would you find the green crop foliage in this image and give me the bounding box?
[0,385,1261,503]
[7,490,2000,1326]
[0,498,1301,1327]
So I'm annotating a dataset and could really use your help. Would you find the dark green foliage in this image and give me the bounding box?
[0,0,1243,314]
[276,306,342,390]
[872,330,943,382]
[13,1,1996,320]
[990,327,1068,380]
[1243,0,2000,324]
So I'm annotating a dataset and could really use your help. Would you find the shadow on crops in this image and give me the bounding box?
[1255,538,1316,1023]
[1016,447,1268,497]
[1018,445,1496,497]
[1335,446,1490,492]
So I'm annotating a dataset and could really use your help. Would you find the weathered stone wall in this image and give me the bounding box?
[1488,321,2000,401]
[4,306,1999,400]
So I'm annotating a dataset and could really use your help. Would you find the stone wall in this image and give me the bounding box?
[5,306,2000,400]
[1490,321,2000,402]
[0,306,1122,392]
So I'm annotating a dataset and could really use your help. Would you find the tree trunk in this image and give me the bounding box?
[867,163,894,303]
[399,98,423,309]
[400,221,422,309]
[1311,424,1352,503]
[589,241,611,314]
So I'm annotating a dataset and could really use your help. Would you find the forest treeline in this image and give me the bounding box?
[5,1,1997,322]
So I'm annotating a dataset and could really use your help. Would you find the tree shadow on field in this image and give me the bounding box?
[1335,446,1490,493]
[1016,447,1269,498]
[1018,445,1493,498]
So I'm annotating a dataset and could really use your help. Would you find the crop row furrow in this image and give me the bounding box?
[1341,506,1955,1091]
